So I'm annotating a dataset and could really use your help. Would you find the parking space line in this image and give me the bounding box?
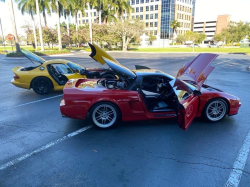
[0,94,63,112]
[0,125,93,171]
[225,129,250,187]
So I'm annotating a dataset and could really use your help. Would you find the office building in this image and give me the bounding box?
[193,15,231,43]
[78,0,196,46]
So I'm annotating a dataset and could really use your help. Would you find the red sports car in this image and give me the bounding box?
[60,43,241,131]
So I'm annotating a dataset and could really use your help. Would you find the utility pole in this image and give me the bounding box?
[0,17,7,52]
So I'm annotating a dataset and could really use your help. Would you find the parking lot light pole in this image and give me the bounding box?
[0,17,7,52]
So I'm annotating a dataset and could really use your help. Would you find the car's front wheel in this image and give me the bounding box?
[90,102,120,128]
[204,99,228,122]
[32,77,53,95]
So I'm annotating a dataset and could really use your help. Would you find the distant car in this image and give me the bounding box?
[60,43,241,131]
[11,49,116,95]
[208,44,221,48]
[190,44,200,48]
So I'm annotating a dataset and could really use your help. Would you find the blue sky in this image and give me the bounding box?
[0,0,250,36]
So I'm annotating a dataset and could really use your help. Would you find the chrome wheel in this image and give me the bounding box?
[205,100,227,122]
[92,104,117,128]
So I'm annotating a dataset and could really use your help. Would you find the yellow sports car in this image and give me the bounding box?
[11,47,116,94]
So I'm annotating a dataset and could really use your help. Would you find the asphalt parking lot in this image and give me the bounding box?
[0,52,250,187]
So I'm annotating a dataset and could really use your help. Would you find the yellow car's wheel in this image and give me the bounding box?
[32,77,53,95]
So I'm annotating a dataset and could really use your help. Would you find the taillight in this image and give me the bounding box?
[13,74,19,80]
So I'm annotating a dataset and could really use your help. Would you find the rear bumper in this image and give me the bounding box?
[11,79,30,89]
[60,99,87,120]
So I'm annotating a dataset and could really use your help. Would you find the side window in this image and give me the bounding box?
[55,64,73,74]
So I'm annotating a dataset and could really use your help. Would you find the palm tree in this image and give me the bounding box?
[1,0,21,52]
[112,0,132,19]
[35,0,44,51]
[50,0,69,50]
[170,19,180,39]
[40,0,51,27]
[16,0,38,49]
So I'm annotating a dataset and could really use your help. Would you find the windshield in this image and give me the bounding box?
[67,62,83,73]
[170,78,196,102]
[20,48,45,64]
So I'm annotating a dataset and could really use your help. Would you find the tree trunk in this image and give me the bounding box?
[87,3,92,43]
[75,13,78,32]
[43,9,47,27]
[56,0,62,51]
[35,0,44,51]
[31,14,38,50]
[7,0,20,52]
[122,35,126,51]
[67,15,70,36]
[99,10,101,25]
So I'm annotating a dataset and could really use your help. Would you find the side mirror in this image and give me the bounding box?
[75,69,80,74]
[193,90,202,96]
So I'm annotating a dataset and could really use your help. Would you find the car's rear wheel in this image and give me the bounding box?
[101,73,116,79]
[204,99,228,122]
[90,102,120,128]
[32,77,53,95]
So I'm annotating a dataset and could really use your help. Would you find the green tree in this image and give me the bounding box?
[114,19,144,51]
[176,34,186,44]
[194,32,206,44]
[213,33,223,43]
[148,34,156,45]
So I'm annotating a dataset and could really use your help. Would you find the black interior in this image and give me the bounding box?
[47,64,68,85]
[139,89,175,112]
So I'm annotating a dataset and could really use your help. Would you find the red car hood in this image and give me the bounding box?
[176,53,218,90]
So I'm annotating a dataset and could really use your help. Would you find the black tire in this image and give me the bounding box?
[101,73,116,79]
[89,102,120,128]
[203,98,228,122]
[31,77,53,95]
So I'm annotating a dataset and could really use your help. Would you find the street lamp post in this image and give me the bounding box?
[0,18,7,52]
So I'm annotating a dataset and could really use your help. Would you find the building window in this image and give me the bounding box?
[132,16,135,19]
[146,22,149,27]
[78,14,80,18]
[82,19,85,23]
[86,19,88,23]
[140,15,143,20]
[150,5,153,11]
[154,30,157,35]
[151,0,154,2]
[146,0,149,3]
[94,19,96,23]
[150,14,153,19]
[136,15,139,19]
[155,13,158,19]
[140,7,143,12]
[150,22,153,27]
[131,0,135,5]
[86,13,88,17]
[136,0,139,4]
[136,7,139,12]
[79,20,81,24]
[140,0,144,3]
[94,12,96,16]
[155,5,158,10]
[155,22,158,27]
[146,6,149,11]
[146,14,149,19]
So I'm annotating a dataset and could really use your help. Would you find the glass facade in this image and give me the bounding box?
[160,0,175,39]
